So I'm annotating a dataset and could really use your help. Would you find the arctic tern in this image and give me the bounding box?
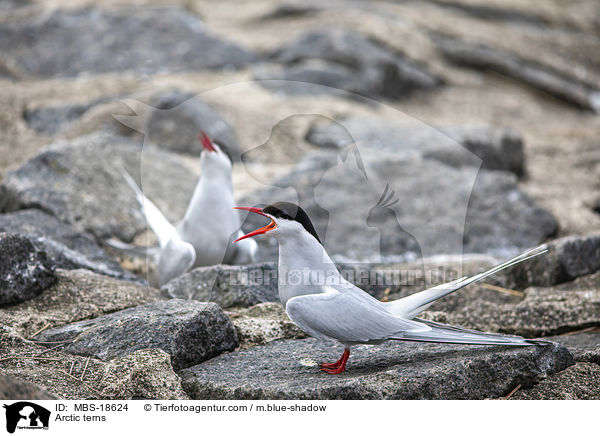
[235,201,547,374]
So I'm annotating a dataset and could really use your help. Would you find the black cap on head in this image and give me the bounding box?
[263,202,321,244]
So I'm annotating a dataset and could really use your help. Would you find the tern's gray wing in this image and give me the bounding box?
[285,288,429,344]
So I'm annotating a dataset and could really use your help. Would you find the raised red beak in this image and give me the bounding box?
[198,130,216,152]
[233,207,277,242]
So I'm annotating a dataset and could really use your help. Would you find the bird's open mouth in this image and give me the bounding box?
[198,131,216,152]
[233,207,277,242]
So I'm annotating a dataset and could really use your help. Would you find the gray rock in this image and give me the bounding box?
[0,132,197,241]
[0,209,136,281]
[437,125,525,176]
[241,151,556,261]
[143,90,242,160]
[305,117,526,176]
[462,171,558,254]
[179,338,573,399]
[0,0,32,12]
[35,300,239,371]
[254,61,368,98]
[99,349,189,400]
[0,7,256,78]
[434,37,600,113]
[24,96,116,135]
[511,363,600,400]
[444,287,600,337]
[261,2,321,20]
[0,268,163,338]
[230,303,307,349]
[267,28,440,99]
[0,375,57,400]
[548,331,600,365]
[0,328,106,400]
[500,235,600,288]
[0,233,56,307]
[162,262,398,307]
[429,1,549,26]
[162,263,279,308]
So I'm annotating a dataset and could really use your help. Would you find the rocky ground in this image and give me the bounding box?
[0,0,599,400]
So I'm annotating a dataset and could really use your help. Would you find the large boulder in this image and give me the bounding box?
[162,263,279,308]
[0,269,163,337]
[35,300,239,370]
[0,132,198,241]
[499,235,600,288]
[0,233,56,307]
[262,28,440,99]
[179,338,573,399]
[0,209,136,281]
[0,7,256,78]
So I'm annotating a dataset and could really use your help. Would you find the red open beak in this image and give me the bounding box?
[233,207,277,242]
[198,130,216,152]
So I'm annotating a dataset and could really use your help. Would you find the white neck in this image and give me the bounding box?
[277,232,343,306]
[183,163,234,221]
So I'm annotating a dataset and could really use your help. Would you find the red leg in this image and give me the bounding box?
[320,351,346,369]
[320,349,350,374]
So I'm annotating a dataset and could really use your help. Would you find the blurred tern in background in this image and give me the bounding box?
[112,131,256,286]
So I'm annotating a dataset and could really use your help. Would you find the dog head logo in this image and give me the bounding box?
[3,402,50,433]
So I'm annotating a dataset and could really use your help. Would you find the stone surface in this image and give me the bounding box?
[0,375,57,400]
[306,117,526,176]
[24,96,115,135]
[437,125,525,176]
[230,303,307,349]
[0,7,256,78]
[548,330,600,365]
[441,287,600,337]
[266,28,440,99]
[435,37,600,113]
[254,61,375,99]
[162,263,279,308]
[179,338,573,399]
[511,363,600,400]
[0,132,198,241]
[0,209,136,281]
[0,233,56,307]
[142,89,242,160]
[35,300,239,371]
[0,269,162,338]
[98,349,189,400]
[0,328,106,400]
[500,235,600,288]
